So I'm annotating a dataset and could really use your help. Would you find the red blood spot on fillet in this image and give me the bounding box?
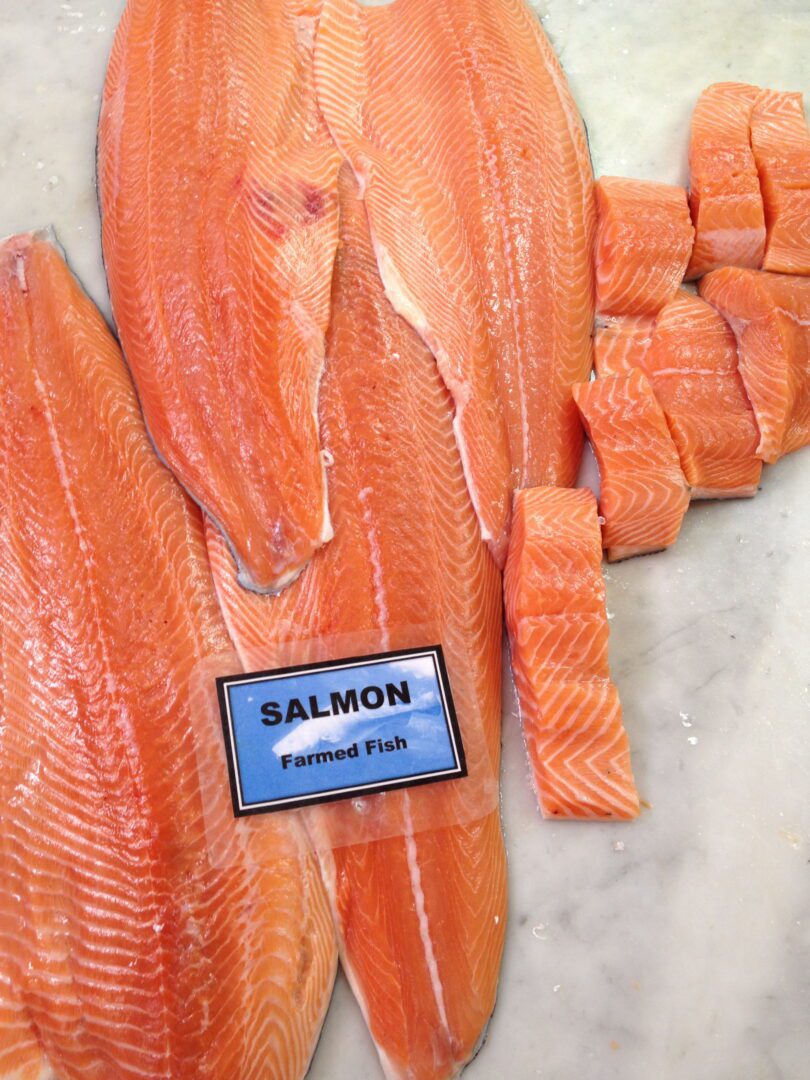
[302,185,325,219]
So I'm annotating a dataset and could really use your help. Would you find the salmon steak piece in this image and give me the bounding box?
[206,170,507,1080]
[686,82,766,278]
[750,88,810,275]
[504,487,639,821]
[593,314,656,378]
[314,0,597,559]
[0,234,336,1080]
[595,176,694,317]
[573,369,690,561]
[98,0,342,592]
[700,267,810,462]
[642,291,762,499]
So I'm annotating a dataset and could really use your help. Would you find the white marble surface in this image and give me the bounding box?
[1,2,808,1078]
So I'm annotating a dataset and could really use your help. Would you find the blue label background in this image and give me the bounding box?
[224,653,460,808]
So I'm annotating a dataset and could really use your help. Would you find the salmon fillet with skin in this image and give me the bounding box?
[750,89,810,275]
[206,170,507,1080]
[573,369,690,561]
[314,0,596,559]
[0,235,336,1080]
[504,487,639,821]
[643,292,762,499]
[700,267,810,462]
[595,176,694,317]
[593,314,656,377]
[686,82,766,278]
[98,0,342,593]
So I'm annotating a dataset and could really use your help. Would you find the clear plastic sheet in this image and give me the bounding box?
[190,623,500,859]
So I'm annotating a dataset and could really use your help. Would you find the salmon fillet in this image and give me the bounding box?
[207,171,507,1080]
[504,488,639,820]
[643,292,762,499]
[573,369,690,561]
[98,0,342,592]
[595,176,694,316]
[700,267,810,462]
[593,314,656,377]
[314,0,596,560]
[750,89,810,275]
[686,82,766,278]
[0,235,336,1079]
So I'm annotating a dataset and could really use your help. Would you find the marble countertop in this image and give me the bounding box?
[1,2,808,1078]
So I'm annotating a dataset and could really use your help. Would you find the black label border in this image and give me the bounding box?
[215,644,467,818]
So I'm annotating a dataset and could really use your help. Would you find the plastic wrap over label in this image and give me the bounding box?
[191,624,499,856]
[217,646,466,816]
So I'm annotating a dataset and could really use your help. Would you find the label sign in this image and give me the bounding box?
[216,646,466,816]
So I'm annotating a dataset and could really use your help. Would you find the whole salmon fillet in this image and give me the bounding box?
[0,235,336,1079]
[207,170,507,1080]
[98,0,342,593]
[315,0,596,560]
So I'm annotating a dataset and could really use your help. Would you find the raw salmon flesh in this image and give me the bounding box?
[0,235,336,1080]
[207,171,507,1080]
[643,291,762,498]
[594,176,694,316]
[98,0,342,593]
[686,82,766,278]
[700,267,810,463]
[750,88,810,275]
[574,369,690,561]
[504,487,639,821]
[314,0,596,559]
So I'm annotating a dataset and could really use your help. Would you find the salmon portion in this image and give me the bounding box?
[750,89,810,275]
[595,176,694,317]
[0,235,336,1080]
[642,292,762,498]
[98,0,342,592]
[686,82,766,278]
[314,0,596,559]
[700,267,810,462]
[573,369,690,561]
[593,314,655,377]
[207,171,506,1080]
[504,488,638,820]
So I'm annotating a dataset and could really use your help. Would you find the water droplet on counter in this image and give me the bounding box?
[687,736,698,746]
[679,711,692,727]
[35,161,44,171]
[612,840,624,853]
[531,923,548,940]
[553,984,562,992]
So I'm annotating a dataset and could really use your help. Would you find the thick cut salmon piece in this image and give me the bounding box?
[595,176,694,316]
[573,369,690,561]
[686,82,766,278]
[207,171,507,1080]
[314,0,596,559]
[750,89,810,275]
[642,292,762,498]
[593,314,656,377]
[0,235,336,1080]
[504,488,638,820]
[98,0,342,592]
[700,267,810,462]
